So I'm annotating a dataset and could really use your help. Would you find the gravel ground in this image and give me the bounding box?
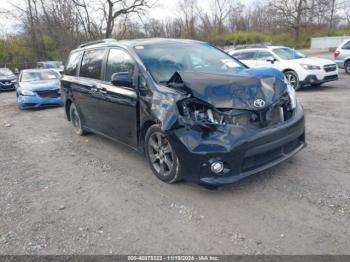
[0,55,349,255]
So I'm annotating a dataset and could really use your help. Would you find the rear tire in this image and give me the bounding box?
[284,70,300,90]
[145,125,182,184]
[69,103,86,136]
[345,61,350,74]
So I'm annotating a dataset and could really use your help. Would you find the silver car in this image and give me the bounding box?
[334,39,350,74]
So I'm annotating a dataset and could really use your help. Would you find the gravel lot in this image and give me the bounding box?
[1,53,349,255]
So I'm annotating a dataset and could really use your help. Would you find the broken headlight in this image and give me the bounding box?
[179,99,224,126]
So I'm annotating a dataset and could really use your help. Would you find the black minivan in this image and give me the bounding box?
[61,38,305,186]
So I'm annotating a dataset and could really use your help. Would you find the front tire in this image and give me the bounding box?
[145,125,182,184]
[69,103,86,136]
[284,70,300,90]
[345,61,350,74]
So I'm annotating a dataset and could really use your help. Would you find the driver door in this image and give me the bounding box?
[97,48,138,147]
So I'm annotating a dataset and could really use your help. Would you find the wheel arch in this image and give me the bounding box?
[282,68,296,74]
[139,120,157,153]
[65,99,73,121]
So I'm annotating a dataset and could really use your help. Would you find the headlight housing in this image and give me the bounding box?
[20,90,36,96]
[301,64,321,70]
[286,81,297,109]
[179,99,224,126]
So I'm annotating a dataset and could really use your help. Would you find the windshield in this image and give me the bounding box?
[21,71,59,82]
[0,68,14,77]
[273,48,305,60]
[134,43,246,83]
[38,62,62,69]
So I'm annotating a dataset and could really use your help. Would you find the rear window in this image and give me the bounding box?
[65,51,83,76]
[232,51,256,60]
[342,41,350,50]
[80,49,106,80]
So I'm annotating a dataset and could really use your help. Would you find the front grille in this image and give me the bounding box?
[242,136,303,172]
[36,89,60,98]
[0,81,13,87]
[219,94,294,129]
[324,64,337,72]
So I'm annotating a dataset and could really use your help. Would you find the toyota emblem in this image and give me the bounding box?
[254,99,266,108]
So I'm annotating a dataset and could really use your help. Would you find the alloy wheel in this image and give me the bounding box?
[147,132,175,177]
[285,72,298,89]
[346,62,350,74]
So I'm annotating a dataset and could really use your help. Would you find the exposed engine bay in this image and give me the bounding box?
[167,71,296,130]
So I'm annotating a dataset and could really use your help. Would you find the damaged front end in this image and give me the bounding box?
[156,69,305,185]
[168,70,297,131]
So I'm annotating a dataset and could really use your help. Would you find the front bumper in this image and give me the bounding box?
[167,102,305,186]
[300,74,338,87]
[17,95,63,109]
[0,82,16,91]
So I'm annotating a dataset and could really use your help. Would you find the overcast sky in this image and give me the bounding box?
[0,0,251,36]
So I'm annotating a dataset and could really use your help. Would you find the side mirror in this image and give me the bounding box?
[266,57,276,64]
[111,72,133,88]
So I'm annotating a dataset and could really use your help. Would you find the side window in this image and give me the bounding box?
[65,51,83,76]
[105,49,135,83]
[233,51,256,60]
[80,49,106,80]
[256,51,274,60]
[342,41,350,50]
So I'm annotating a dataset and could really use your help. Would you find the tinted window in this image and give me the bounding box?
[105,49,135,82]
[65,52,83,76]
[233,51,256,60]
[256,51,274,60]
[80,49,106,80]
[342,41,350,50]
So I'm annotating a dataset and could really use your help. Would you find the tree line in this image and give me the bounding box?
[0,0,350,68]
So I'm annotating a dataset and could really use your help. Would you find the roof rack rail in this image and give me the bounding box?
[78,38,117,48]
[234,42,271,50]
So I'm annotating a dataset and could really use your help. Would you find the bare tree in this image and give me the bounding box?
[211,0,232,33]
[270,0,310,43]
[101,0,153,38]
[177,0,199,38]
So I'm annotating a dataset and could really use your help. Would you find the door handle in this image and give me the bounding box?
[89,84,99,94]
[89,87,98,93]
[99,87,108,94]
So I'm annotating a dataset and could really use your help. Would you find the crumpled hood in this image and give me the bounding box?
[168,68,287,110]
[20,80,60,91]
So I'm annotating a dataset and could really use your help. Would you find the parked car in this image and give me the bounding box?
[16,69,63,109]
[37,61,64,74]
[0,68,17,91]
[61,39,305,187]
[334,39,350,74]
[229,46,338,90]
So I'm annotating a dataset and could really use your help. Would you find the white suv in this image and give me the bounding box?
[229,46,338,90]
